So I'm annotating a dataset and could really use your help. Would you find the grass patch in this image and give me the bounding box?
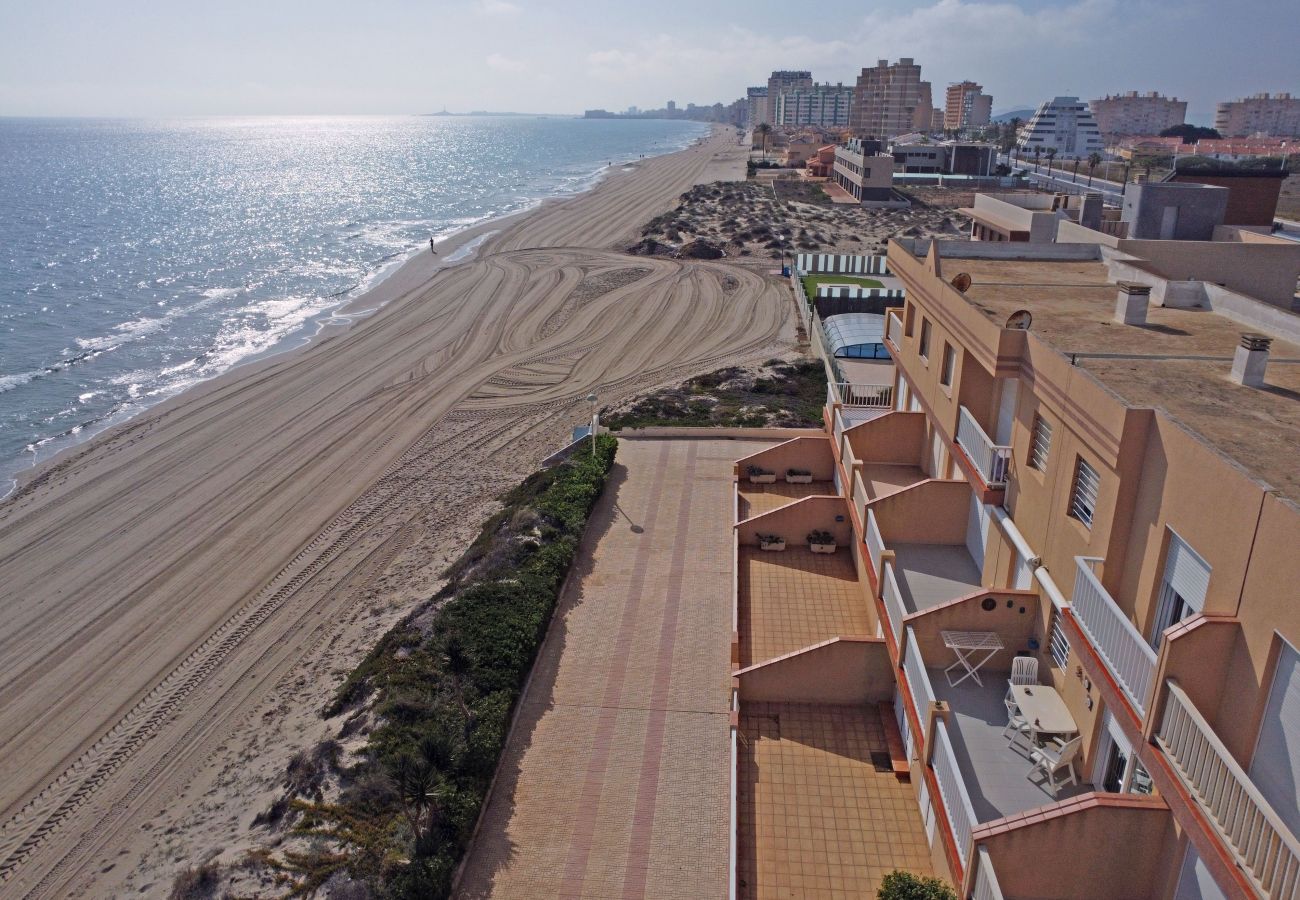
[603,360,828,431]
[273,437,619,898]
[801,274,884,298]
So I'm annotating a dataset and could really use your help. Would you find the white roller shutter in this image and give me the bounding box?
[1165,530,1211,609]
[1249,639,1300,839]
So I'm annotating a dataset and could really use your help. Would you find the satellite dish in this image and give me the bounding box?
[951,272,972,293]
[1005,310,1033,330]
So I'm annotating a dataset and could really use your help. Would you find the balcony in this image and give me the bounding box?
[1156,679,1300,898]
[735,437,837,521]
[955,406,1011,489]
[1070,557,1156,717]
[840,413,929,517]
[828,381,894,432]
[886,309,904,351]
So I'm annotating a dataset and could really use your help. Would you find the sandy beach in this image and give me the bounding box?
[0,126,794,898]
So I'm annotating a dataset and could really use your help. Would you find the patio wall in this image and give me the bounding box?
[735,436,837,482]
[736,496,854,549]
[870,480,972,546]
[906,591,1041,674]
[843,411,928,466]
[974,794,1175,900]
[736,637,895,705]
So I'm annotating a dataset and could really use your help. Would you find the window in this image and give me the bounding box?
[1048,609,1071,668]
[1069,457,1100,529]
[904,303,916,336]
[1028,415,1053,471]
[919,318,932,360]
[940,343,956,387]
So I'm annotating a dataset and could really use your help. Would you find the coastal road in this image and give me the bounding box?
[0,129,794,898]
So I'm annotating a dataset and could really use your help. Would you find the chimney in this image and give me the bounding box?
[1114,281,1151,325]
[1231,333,1272,387]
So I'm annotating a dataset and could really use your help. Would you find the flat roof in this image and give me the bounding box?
[922,254,1300,505]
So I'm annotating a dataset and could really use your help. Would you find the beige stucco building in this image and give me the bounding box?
[1090,91,1187,141]
[851,58,934,139]
[731,230,1300,898]
[946,81,993,132]
[1215,93,1300,138]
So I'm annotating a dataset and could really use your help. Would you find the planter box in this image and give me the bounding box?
[809,543,837,554]
[785,474,813,484]
[759,540,786,552]
[749,473,777,484]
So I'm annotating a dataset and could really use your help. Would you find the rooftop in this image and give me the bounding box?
[916,252,1300,506]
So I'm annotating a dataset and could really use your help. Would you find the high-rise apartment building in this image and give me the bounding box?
[1089,91,1187,141]
[945,81,993,131]
[732,222,1300,898]
[772,82,854,128]
[1017,96,1106,157]
[1215,92,1300,138]
[850,58,934,139]
[745,86,768,127]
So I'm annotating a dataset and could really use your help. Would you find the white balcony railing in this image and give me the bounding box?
[882,561,906,648]
[835,382,893,408]
[1071,557,1156,716]
[886,310,903,347]
[832,407,847,446]
[933,719,978,869]
[971,846,1006,900]
[865,506,885,580]
[956,406,1012,488]
[853,471,870,531]
[902,626,934,728]
[1157,680,1300,899]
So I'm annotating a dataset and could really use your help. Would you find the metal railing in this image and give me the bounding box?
[834,382,893,408]
[853,471,870,530]
[886,310,904,347]
[956,406,1012,487]
[882,561,906,648]
[902,626,934,728]
[1071,557,1157,716]
[971,846,1006,900]
[1157,680,1300,899]
[933,719,978,869]
[832,406,847,446]
[865,506,885,580]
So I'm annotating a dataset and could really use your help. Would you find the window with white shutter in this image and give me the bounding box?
[1069,457,1100,529]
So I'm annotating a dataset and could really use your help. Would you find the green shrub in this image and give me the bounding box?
[292,435,618,899]
[877,870,958,900]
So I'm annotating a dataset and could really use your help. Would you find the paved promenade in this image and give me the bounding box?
[458,438,761,899]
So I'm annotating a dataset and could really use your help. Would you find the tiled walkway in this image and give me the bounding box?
[456,439,758,899]
[737,702,935,899]
[738,547,869,666]
[738,481,836,520]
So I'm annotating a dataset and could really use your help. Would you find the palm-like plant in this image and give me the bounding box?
[1086,152,1102,186]
[755,122,772,159]
[1045,146,1058,173]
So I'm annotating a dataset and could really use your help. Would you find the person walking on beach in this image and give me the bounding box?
[430,236,437,255]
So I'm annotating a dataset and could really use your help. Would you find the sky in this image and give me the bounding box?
[1,0,1297,122]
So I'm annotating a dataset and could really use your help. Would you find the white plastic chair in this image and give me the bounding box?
[1029,735,1082,796]
[1009,656,1040,688]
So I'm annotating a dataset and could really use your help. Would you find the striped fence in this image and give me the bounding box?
[814,285,905,301]
[795,253,891,276]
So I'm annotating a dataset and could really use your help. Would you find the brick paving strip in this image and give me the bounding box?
[558,441,674,896]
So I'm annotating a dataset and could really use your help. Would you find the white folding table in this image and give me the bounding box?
[941,630,1005,687]
[1009,684,1078,742]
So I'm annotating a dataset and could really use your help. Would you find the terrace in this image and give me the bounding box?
[735,436,837,522]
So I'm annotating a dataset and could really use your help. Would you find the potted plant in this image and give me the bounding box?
[807,529,836,554]
[786,468,813,484]
[757,533,786,552]
[746,464,776,484]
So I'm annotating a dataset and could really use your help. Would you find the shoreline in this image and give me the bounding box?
[4,123,714,498]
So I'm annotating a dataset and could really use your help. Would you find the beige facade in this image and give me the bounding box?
[733,237,1300,898]
[851,58,934,139]
[945,81,993,132]
[1090,91,1187,141]
[1215,92,1300,138]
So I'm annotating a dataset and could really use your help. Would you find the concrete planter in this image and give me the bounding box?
[809,542,837,554]
[759,539,786,552]
[749,473,777,484]
[785,473,813,484]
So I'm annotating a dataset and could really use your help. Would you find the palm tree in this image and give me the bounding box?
[1072,157,1081,182]
[755,122,772,159]
[1045,146,1058,174]
[1032,146,1042,170]
[1086,152,1102,186]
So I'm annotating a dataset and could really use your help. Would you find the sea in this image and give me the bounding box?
[0,115,710,494]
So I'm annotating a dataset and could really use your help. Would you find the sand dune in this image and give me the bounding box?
[0,128,793,897]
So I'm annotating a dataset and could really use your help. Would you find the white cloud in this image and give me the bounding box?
[474,0,521,15]
[485,52,526,72]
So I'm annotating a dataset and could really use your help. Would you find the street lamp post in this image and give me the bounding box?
[587,393,598,457]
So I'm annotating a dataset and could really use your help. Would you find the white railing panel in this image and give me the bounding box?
[882,561,906,648]
[1157,681,1300,899]
[902,626,933,728]
[853,471,870,529]
[865,506,885,579]
[832,407,846,446]
[933,720,978,868]
[971,846,1006,900]
[956,405,1012,487]
[835,382,893,408]
[887,310,903,347]
[1071,557,1156,716]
